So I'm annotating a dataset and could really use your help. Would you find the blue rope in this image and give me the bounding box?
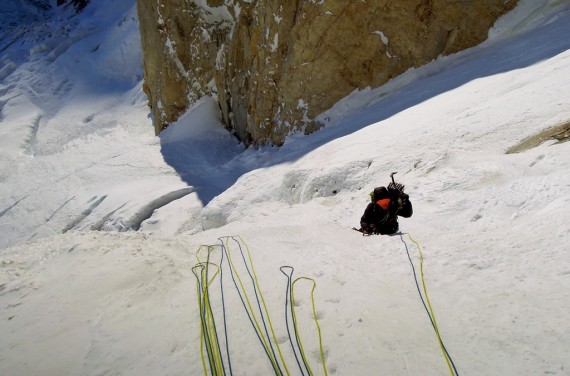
[217,238,282,376]
[218,244,233,376]
[204,247,227,376]
[192,264,216,373]
[399,234,460,376]
[280,266,309,376]
[229,236,283,375]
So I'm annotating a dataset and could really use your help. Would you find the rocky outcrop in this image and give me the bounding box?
[138,0,517,145]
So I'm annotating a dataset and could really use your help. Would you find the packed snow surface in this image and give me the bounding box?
[1,1,570,375]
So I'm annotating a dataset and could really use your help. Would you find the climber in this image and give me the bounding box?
[357,173,413,235]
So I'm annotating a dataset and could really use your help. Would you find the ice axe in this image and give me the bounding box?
[388,171,405,193]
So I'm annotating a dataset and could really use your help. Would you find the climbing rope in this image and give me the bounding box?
[400,233,460,376]
[280,266,310,376]
[217,240,276,373]
[193,232,458,375]
[218,242,234,376]
[291,277,329,376]
[279,266,331,376]
[192,245,226,376]
[192,236,329,376]
[224,235,290,375]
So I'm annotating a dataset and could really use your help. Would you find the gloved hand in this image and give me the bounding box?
[387,187,401,198]
[393,194,408,212]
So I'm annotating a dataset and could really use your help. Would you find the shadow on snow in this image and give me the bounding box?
[160,14,570,206]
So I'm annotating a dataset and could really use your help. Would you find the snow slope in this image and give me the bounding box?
[1,1,570,375]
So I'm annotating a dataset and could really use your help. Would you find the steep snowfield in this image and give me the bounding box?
[1,1,570,375]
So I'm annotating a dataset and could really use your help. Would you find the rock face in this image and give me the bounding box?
[138,0,517,145]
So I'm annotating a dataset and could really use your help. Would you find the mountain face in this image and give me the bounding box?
[137,0,517,145]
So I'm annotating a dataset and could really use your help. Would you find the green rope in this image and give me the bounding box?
[193,244,226,376]
[221,236,289,375]
[292,277,329,376]
[193,261,225,375]
[192,236,329,376]
[405,233,459,376]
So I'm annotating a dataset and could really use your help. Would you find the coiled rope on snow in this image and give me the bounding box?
[193,235,329,376]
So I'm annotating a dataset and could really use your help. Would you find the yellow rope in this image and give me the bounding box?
[203,264,224,375]
[407,233,455,376]
[194,262,222,375]
[236,235,292,376]
[197,247,222,374]
[222,236,287,375]
[192,237,329,376]
[292,277,329,376]
[194,246,225,376]
[193,264,208,376]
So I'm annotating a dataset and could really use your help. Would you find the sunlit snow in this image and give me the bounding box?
[1,1,569,375]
